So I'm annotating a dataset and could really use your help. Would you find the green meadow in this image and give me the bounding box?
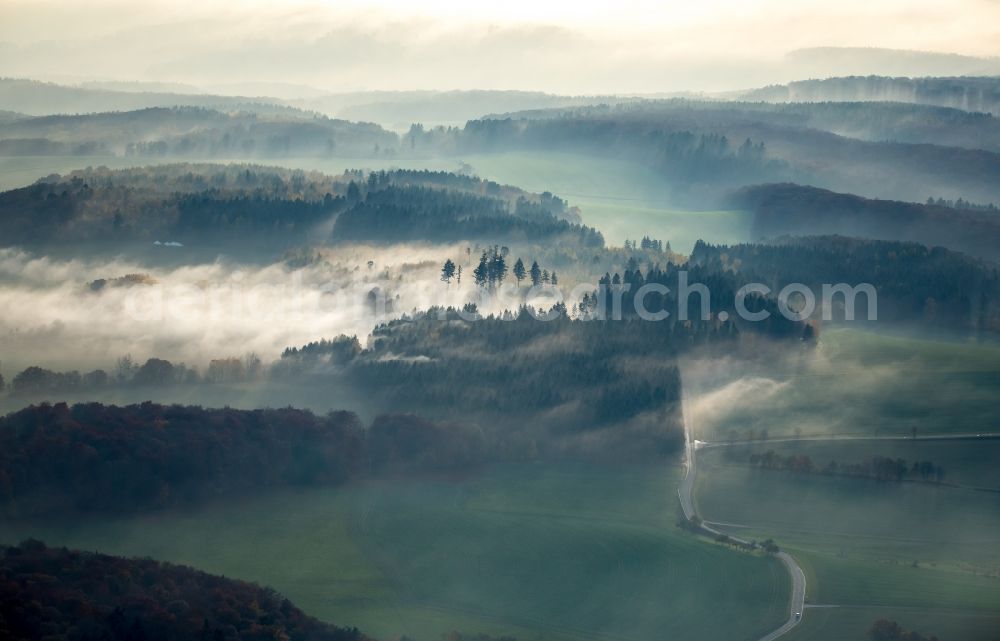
[459,152,750,250]
[694,433,1000,641]
[783,606,1000,641]
[0,463,789,641]
[680,327,1000,640]
[687,328,1000,641]
[697,446,1000,577]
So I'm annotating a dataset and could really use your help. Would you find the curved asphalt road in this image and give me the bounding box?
[677,389,807,641]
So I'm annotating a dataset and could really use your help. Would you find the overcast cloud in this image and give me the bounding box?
[1,0,999,93]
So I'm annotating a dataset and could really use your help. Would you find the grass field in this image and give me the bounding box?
[783,606,1000,641]
[0,462,789,641]
[694,444,1000,641]
[459,152,750,250]
[697,447,1000,576]
[685,328,1000,639]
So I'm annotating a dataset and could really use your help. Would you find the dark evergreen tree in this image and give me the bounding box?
[513,258,526,286]
[473,253,489,287]
[489,247,508,286]
[346,181,361,202]
[441,259,456,284]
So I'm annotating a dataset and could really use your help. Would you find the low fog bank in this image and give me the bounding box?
[0,244,470,374]
[0,242,486,416]
[0,239,602,376]
[682,327,1000,441]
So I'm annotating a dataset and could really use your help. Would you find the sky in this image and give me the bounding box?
[1,0,999,94]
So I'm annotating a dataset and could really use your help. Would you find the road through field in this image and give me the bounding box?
[678,388,807,641]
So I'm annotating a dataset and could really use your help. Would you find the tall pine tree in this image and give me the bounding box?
[513,258,526,286]
[473,253,489,287]
[441,259,456,284]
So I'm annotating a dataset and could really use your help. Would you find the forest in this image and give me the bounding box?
[307,310,739,460]
[0,402,495,517]
[0,164,598,249]
[332,184,603,246]
[0,403,364,516]
[4,89,1000,209]
[403,99,1000,205]
[733,182,1000,261]
[488,98,1000,152]
[0,106,396,158]
[689,236,1000,331]
[0,539,369,641]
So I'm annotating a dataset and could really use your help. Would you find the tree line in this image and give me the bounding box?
[442,249,559,288]
[3,353,266,396]
[747,450,946,483]
[926,196,998,212]
[0,402,485,518]
[676,515,781,555]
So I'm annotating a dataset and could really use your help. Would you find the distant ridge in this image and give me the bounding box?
[741,74,1000,115]
[0,77,293,116]
[731,182,1000,261]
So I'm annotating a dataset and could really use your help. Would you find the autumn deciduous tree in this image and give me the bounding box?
[0,541,370,641]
